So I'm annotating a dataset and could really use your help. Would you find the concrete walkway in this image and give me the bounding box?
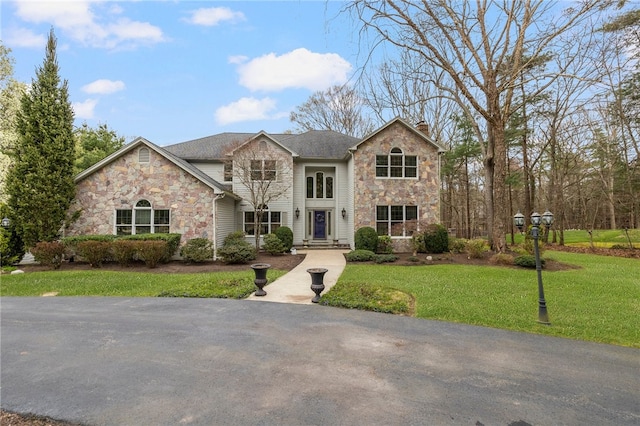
[247,249,349,304]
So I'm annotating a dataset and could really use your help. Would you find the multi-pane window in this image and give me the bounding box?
[223,161,233,182]
[376,205,418,237]
[115,200,170,235]
[376,148,417,178]
[244,209,282,235]
[250,160,277,181]
[306,172,334,199]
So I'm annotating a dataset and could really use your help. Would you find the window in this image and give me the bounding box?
[306,177,314,198]
[376,205,418,237]
[316,172,324,198]
[138,147,150,163]
[306,173,334,199]
[376,148,417,178]
[115,199,170,235]
[250,160,277,181]
[223,161,233,182]
[244,207,282,235]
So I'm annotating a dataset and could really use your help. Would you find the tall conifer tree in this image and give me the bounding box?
[5,29,75,248]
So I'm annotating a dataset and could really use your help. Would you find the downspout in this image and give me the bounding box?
[213,193,225,260]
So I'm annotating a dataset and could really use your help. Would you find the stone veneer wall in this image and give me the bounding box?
[67,146,217,242]
[353,122,440,252]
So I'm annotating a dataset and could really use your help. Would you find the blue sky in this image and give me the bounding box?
[1,1,360,146]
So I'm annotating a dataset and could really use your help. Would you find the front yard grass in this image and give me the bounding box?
[323,251,640,348]
[0,269,288,298]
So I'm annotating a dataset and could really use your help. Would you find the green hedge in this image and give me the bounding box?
[61,233,181,266]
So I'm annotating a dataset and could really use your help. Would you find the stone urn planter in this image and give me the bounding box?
[307,267,328,303]
[250,263,271,296]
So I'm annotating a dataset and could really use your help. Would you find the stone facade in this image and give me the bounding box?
[67,147,217,241]
[353,121,441,252]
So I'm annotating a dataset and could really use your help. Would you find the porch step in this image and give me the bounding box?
[294,243,351,250]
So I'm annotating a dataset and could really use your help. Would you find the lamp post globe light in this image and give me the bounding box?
[514,210,554,325]
[1,217,10,228]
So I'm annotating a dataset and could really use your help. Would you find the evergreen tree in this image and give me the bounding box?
[5,29,76,248]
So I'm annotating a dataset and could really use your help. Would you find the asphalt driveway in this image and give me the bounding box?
[1,297,638,425]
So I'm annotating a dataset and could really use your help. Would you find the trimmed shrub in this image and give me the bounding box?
[217,232,256,264]
[376,235,394,254]
[217,243,257,264]
[423,224,449,254]
[274,226,293,251]
[374,254,398,263]
[223,231,247,245]
[355,227,378,252]
[489,253,515,266]
[62,235,115,257]
[514,254,546,269]
[180,238,214,263]
[112,240,139,266]
[465,238,489,259]
[76,241,111,267]
[345,249,376,262]
[411,233,425,255]
[449,238,466,254]
[263,233,286,255]
[31,241,65,269]
[120,233,181,263]
[136,240,167,268]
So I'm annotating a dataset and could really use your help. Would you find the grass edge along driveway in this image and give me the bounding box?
[325,251,639,348]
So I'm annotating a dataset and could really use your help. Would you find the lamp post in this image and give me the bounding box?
[514,210,554,325]
[1,217,10,228]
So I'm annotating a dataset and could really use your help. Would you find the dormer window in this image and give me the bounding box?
[376,147,417,178]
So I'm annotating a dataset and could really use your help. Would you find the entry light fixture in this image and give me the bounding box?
[341,208,346,219]
[295,207,300,219]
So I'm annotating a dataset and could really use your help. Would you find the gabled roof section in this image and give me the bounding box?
[280,130,360,160]
[75,137,240,199]
[226,131,299,157]
[164,130,360,161]
[350,117,446,153]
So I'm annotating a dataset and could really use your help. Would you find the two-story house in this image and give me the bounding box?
[67,117,444,253]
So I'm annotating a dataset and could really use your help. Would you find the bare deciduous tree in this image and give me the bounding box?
[224,138,293,249]
[290,84,375,138]
[348,0,605,251]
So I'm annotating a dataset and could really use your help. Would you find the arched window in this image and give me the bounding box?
[306,172,334,199]
[115,199,170,235]
[376,147,417,178]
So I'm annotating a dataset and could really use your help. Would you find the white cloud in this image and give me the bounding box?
[82,79,125,95]
[184,7,246,26]
[72,98,98,119]
[3,27,47,48]
[11,1,165,50]
[237,48,352,92]
[215,97,279,125]
[228,55,248,65]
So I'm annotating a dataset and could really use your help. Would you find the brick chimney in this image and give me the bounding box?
[416,121,430,137]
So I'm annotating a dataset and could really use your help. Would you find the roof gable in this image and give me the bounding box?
[75,137,239,198]
[351,117,446,153]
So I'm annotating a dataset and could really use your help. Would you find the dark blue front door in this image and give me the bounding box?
[314,211,326,239]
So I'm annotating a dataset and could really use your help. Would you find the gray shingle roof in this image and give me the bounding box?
[163,130,360,161]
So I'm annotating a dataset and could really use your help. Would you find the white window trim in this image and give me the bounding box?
[376,148,418,179]
[375,205,419,238]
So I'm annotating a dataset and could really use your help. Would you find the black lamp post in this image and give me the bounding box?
[514,210,554,325]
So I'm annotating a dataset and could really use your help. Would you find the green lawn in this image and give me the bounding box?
[511,228,640,248]
[324,251,640,348]
[0,269,288,298]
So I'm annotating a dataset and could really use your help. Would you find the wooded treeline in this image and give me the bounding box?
[347,1,640,247]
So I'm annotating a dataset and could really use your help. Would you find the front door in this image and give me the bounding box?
[313,210,326,239]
